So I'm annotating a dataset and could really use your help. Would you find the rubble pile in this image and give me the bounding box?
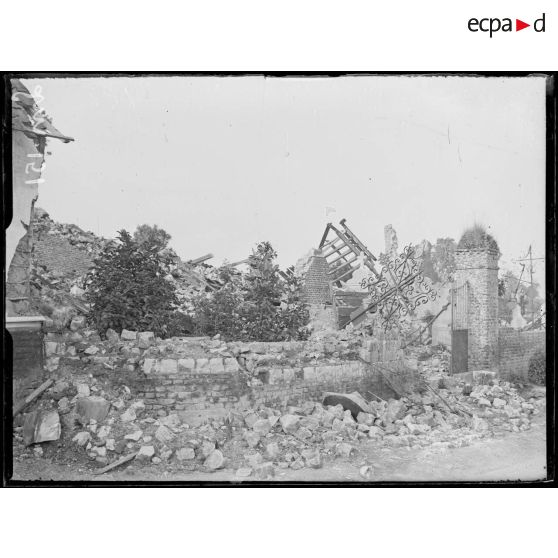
[33,207,113,258]
[12,359,545,478]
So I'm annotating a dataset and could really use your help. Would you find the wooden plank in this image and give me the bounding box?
[327,248,354,266]
[13,379,53,416]
[323,241,349,259]
[328,256,359,276]
[333,262,361,283]
[94,451,139,475]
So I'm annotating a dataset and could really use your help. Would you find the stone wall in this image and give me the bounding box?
[498,328,546,380]
[454,248,499,370]
[42,330,404,419]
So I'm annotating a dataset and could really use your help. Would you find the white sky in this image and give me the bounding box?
[24,75,546,286]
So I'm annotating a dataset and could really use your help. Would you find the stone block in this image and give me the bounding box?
[268,368,283,385]
[76,396,110,424]
[159,359,178,374]
[303,367,316,381]
[282,368,295,382]
[143,358,157,374]
[209,358,225,373]
[195,358,209,371]
[45,341,58,356]
[138,331,155,349]
[23,410,61,446]
[178,358,195,371]
[224,357,240,372]
[121,329,138,341]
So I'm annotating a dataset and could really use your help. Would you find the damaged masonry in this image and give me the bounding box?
[7,77,547,483]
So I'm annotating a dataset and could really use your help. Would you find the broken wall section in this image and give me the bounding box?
[498,328,545,381]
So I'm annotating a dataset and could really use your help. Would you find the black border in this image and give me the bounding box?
[2,71,556,487]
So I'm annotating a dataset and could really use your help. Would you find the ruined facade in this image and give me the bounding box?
[7,79,73,315]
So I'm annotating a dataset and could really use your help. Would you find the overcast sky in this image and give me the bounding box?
[24,75,546,286]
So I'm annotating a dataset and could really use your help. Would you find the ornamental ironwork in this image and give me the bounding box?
[354,244,437,330]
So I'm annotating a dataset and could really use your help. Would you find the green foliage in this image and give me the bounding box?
[85,230,188,338]
[192,241,309,341]
[528,350,545,385]
[432,238,456,282]
[133,224,172,251]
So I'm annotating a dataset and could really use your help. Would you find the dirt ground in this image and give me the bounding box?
[10,413,547,484]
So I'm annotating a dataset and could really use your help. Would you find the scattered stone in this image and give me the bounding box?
[360,465,374,480]
[204,449,225,470]
[58,397,71,413]
[70,316,86,331]
[244,413,259,428]
[155,425,175,444]
[125,430,143,441]
[176,447,196,461]
[72,431,91,447]
[76,396,110,424]
[280,414,300,434]
[201,440,216,457]
[244,431,261,448]
[254,462,275,479]
[23,410,61,446]
[152,456,162,464]
[76,383,91,398]
[265,442,280,459]
[136,446,155,461]
[336,443,355,458]
[493,398,506,408]
[236,467,253,478]
[252,418,272,435]
[120,408,137,422]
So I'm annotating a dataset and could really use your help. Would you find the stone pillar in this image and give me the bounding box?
[454,246,500,370]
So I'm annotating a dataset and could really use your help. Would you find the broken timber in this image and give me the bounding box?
[319,218,379,286]
[13,378,54,416]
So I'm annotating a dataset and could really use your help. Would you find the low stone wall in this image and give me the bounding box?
[42,329,404,418]
[498,328,545,380]
[137,357,397,415]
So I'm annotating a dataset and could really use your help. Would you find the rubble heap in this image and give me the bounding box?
[13,350,545,479]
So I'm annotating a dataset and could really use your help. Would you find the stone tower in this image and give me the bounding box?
[454,227,500,371]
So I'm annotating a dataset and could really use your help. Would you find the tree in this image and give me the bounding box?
[192,241,309,341]
[133,224,172,252]
[85,230,187,338]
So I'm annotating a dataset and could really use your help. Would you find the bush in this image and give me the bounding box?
[192,241,309,341]
[85,229,186,338]
[528,350,546,385]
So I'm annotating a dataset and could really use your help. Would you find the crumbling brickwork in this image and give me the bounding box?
[302,254,332,304]
[498,328,546,380]
[33,233,93,277]
[454,248,499,370]
[136,358,397,413]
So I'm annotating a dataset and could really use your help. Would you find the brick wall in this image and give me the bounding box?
[498,328,545,380]
[136,357,399,415]
[454,248,499,370]
[34,233,93,277]
[302,255,332,305]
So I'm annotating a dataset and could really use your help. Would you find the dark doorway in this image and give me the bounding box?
[451,329,468,374]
